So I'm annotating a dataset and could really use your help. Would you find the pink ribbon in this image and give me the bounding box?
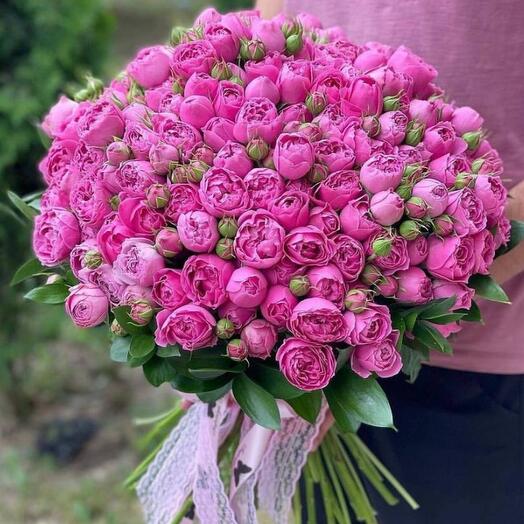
[137,396,328,524]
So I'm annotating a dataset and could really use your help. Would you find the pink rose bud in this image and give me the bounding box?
[412,179,449,217]
[396,267,433,304]
[192,144,215,166]
[451,106,484,135]
[305,91,327,115]
[226,266,268,308]
[127,45,172,88]
[377,111,408,145]
[361,264,382,286]
[453,172,474,190]
[307,264,346,308]
[246,136,270,161]
[65,284,109,328]
[289,275,311,297]
[286,33,303,54]
[227,339,248,361]
[146,184,171,209]
[83,250,103,270]
[215,237,235,259]
[216,318,235,339]
[149,142,180,175]
[129,300,154,325]
[177,210,219,253]
[405,196,428,218]
[376,274,398,297]
[344,289,369,313]
[241,319,278,359]
[251,19,286,53]
[399,220,421,240]
[245,76,280,104]
[179,95,215,129]
[106,141,131,165]
[402,164,427,185]
[396,183,413,201]
[155,227,183,258]
[187,160,209,184]
[78,100,124,147]
[240,39,266,61]
[362,115,381,138]
[370,190,405,226]
[360,154,404,194]
[171,164,191,184]
[276,338,336,391]
[273,133,314,180]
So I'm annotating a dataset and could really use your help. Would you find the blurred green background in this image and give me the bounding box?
[0,1,249,522]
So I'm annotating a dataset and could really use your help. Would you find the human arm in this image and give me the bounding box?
[255,0,284,19]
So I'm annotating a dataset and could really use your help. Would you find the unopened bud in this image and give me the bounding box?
[109,195,120,210]
[405,120,425,146]
[262,151,276,169]
[192,144,215,165]
[111,319,127,337]
[46,274,64,285]
[216,318,235,339]
[156,227,183,258]
[229,75,245,87]
[282,20,301,38]
[463,131,482,151]
[372,236,393,257]
[402,163,426,184]
[187,160,209,183]
[211,61,231,80]
[216,238,235,260]
[454,172,474,189]
[405,196,428,219]
[396,183,413,201]
[289,275,311,297]
[171,164,191,184]
[106,141,131,165]
[383,94,402,112]
[227,339,248,361]
[172,78,185,95]
[170,26,188,46]
[218,217,238,238]
[307,163,329,184]
[129,300,154,325]
[240,39,266,61]
[344,289,369,313]
[376,275,398,297]
[361,264,382,286]
[246,137,270,161]
[286,33,303,54]
[399,220,421,240]
[306,92,327,116]
[362,115,381,138]
[471,158,485,174]
[146,184,170,209]
[84,250,103,270]
[433,214,454,237]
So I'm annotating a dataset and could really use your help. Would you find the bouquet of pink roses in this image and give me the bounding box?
[11,6,522,524]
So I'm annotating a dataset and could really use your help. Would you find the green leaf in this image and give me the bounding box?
[232,374,281,430]
[130,334,156,358]
[110,337,131,363]
[419,297,456,320]
[156,345,181,358]
[469,274,510,304]
[112,306,149,335]
[400,344,429,383]
[496,220,524,255]
[24,282,69,304]
[324,367,393,430]
[197,381,233,403]
[412,321,453,354]
[424,312,466,324]
[171,372,233,394]
[143,357,178,387]
[7,190,39,220]
[459,300,483,323]
[247,363,303,400]
[187,357,246,379]
[287,391,322,424]
[11,257,46,285]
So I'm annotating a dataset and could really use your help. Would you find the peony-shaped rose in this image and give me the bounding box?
[412,179,449,218]
[445,188,487,236]
[351,331,402,379]
[244,168,285,209]
[177,210,219,253]
[307,264,346,308]
[218,301,257,331]
[214,141,253,178]
[65,284,109,328]
[260,284,298,327]
[396,267,433,304]
[284,226,334,266]
[234,97,282,144]
[344,303,392,346]
[276,338,336,391]
[318,170,363,211]
[269,190,310,230]
[152,268,189,310]
[273,133,314,180]
[426,235,476,283]
[359,154,404,194]
[241,319,278,359]
[78,100,124,147]
[226,267,268,308]
[127,45,172,88]
[369,190,404,226]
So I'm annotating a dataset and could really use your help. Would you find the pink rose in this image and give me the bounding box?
[318,170,363,210]
[204,23,240,62]
[69,240,97,281]
[309,204,340,237]
[351,331,402,379]
[165,183,202,222]
[331,234,365,282]
[423,122,466,159]
[65,284,109,328]
[234,97,282,144]
[396,267,433,304]
[155,305,217,350]
[269,191,310,230]
[473,230,495,275]
[244,52,283,83]
[470,140,503,177]
[202,117,236,151]
[369,190,404,226]
[245,76,280,104]
[87,263,125,306]
[226,266,268,308]
[41,95,78,139]
[78,100,124,147]
[199,167,250,217]
[344,303,392,345]
[152,268,189,309]
[153,116,202,156]
[234,210,285,268]
[412,179,449,218]
[346,76,383,116]
[406,235,428,265]
[377,111,408,146]
[426,235,476,283]
[289,297,347,343]
[184,72,218,99]
[213,81,245,121]
[244,168,285,209]
[387,45,437,94]
[70,178,111,228]
[39,139,77,186]
[177,210,219,253]
[115,160,162,195]
[368,232,410,274]
[251,19,286,53]
[149,142,180,175]
[218,301,257,330]
[113,238,165,287]
[367,65,413,98]
[284,226,334,266]
[273,133,314,180]
[260,285,298,327]
[428,154,470,187]
[277,60,312,104]
[474,175,507,223]
[446,188,487,236]
[155,227,183,258]
[122,102,150,124]
[359,154,404,193]
[118,197,166,236]
[340,200,381,242]
[263,258,304,286]
[451,106,484,135]
[127,45,172,88]
[214,141,253,178]
[241,319,278,359]
[97,215,134,264]
[106,140,131,166]
[432,280,474,311]
[33,208,81,267]
[171,40,216,79]
[179,95,215,129]
[276,337,336,391]
[494,215,511,250]
[408,99,439,128]
[314,138,356,172]
[307,264,346,308]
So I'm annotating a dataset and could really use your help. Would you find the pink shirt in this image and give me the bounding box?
[286,0,524,373]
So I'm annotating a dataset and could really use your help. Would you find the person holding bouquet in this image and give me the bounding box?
[254,1,524,522]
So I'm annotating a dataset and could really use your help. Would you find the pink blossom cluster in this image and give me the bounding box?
[34,8,509,391]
